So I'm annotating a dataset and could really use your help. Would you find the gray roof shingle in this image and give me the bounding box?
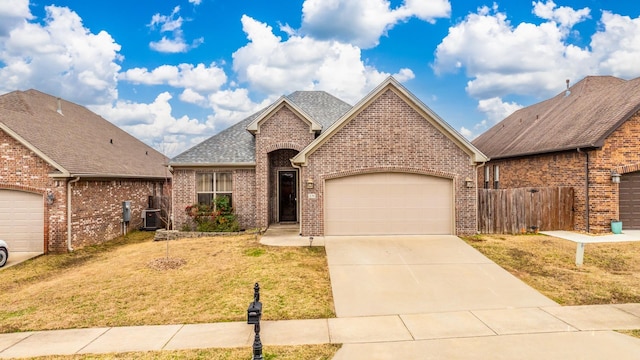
[0,89,169,178]
[170,91,352,165]
[473,76,640,159]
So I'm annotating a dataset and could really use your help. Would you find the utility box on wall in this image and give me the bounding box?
[122,201,131,222]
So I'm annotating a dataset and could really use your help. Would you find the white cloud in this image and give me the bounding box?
[0,5,121,105]
[478,97,522,124]
[119,63,227,92]
[532,0,590,29]
[91,92,212,157]
[148,6,203,53]
[0,0,32,36]
[432,3,640,100]
[300,0,450,48]
[591,11,640,78]
[233,15,414,104]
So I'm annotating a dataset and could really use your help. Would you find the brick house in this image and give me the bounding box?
[473,76,640,233]
[0,89,170,253]
[170,77,487,236]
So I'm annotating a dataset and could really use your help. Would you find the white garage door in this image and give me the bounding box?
[324,172,453,235]
[0,190,44,252]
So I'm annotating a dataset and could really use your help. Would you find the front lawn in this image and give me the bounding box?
[461,233,640,305]
[0,231,334,333]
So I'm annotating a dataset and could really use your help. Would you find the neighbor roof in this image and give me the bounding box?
[0,89,169,178]
[473,76,640,159]
[170,91,352,166]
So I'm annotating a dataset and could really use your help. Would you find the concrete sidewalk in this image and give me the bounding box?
[2,304,640,358]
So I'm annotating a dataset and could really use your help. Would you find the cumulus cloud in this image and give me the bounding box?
[300,0,450,48]
[0,0,32,36]
[119,63,227,93]
[233,15,414,104]
[148,6,203,53]
[432,2,640,100]
[90,92,212,156]
[532,0,590,29]
[0,5,121,105]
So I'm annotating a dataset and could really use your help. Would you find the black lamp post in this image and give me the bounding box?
[247,282,263,360]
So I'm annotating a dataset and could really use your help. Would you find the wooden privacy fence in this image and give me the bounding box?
[478,187,574,234]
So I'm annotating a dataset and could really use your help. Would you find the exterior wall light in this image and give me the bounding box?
[46,190,55,205]
[465,177,473,188]
[611,170,621,184]
[306,178,314,189]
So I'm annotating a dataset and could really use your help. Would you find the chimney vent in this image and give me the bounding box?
[564,79,571,97]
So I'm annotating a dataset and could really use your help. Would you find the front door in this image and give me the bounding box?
[279,171,297,222]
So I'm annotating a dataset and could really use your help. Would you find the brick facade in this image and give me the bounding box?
[479,109,640,233]
[1,129,167,253]
[171,86,481,236]
[299,89,477,236]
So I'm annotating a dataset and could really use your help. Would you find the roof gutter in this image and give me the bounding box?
[67,176,80,252]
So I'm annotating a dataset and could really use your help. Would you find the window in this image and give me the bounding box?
[484,166,490,189]
[493,165,500,189]
[197,172,232,206]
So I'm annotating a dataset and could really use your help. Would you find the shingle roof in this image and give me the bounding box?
[473,76,640,159]
[0,89,169,178]
[170,91,352,165]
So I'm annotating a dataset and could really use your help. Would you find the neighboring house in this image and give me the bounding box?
[473,75,640,233]
[170,77,487,237]
[0,89,170,253]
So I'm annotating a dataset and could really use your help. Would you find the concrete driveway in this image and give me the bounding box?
[325,235,558,317]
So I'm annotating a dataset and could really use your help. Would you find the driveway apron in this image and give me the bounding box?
[324,235,559,318]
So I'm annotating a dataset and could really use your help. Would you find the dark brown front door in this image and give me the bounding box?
[620,171,640,229]
[279,171,297,222]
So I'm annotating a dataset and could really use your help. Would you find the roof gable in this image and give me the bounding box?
[292,76,488,165]
[473,76,640,159]
[0,89,169,178]
[170,91,351,166]
[246,96,321,134]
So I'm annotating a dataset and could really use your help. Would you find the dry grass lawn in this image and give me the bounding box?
[461,233,640,305]
[31,344,341,360]
[0,231,334,333]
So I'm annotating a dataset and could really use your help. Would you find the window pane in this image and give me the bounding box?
[198,193,214,206]
[197,173,214,192]
[216,173,233,192]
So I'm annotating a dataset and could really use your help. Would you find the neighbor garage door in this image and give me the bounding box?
[0,190,44,252]
[324,172,453,235]
[620,171,640,229]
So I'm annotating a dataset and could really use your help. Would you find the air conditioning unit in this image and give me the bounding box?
[141,209,161,231]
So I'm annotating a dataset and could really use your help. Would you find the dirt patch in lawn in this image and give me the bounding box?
[0,231,334,333]
[461,234,640,305]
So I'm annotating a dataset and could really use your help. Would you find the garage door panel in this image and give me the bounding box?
[0,190,44,252]
[620,171,640,229]
[325,173,453,235]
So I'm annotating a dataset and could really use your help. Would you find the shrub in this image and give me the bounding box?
[185,197,240,232]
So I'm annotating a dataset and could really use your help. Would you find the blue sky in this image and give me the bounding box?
[1,0,639,157]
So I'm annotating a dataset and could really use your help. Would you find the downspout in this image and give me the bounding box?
[577,149,589,233]
[475,161,487,234]
[67,177,80,252]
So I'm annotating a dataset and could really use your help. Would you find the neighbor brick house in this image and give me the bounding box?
[473,76,640,233]
[170,77,488,236]
[0,89,170,253]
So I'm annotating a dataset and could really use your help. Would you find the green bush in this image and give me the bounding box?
[185,197,240,232]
